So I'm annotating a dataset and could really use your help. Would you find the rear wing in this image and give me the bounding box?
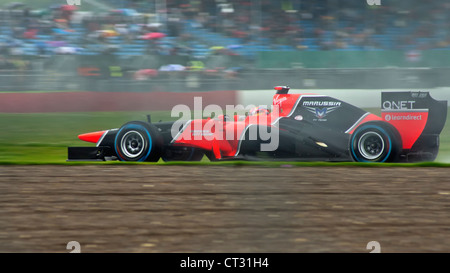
[381,92,447,150]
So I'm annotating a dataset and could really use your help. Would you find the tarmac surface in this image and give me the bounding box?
[0,165,449,253]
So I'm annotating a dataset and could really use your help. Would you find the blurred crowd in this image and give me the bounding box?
[0,0,450,60]
[102,0,450,51]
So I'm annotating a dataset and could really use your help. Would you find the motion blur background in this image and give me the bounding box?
[1,0,450,92]
[3,1,450,255]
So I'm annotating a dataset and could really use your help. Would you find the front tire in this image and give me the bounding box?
[114,121,162,162]
[350,121,401,163]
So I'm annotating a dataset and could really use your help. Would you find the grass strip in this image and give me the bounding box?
[1,160,450,168]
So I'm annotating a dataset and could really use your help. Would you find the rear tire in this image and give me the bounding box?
[114,121,162,162]
[350,121,402,163]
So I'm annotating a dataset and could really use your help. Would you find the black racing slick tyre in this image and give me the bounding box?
[350,121,402,163]
[114,121,162,162]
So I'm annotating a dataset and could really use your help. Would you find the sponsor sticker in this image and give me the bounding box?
[385,114,422,121]
[303,101,341,121]
[273,95,288,106]
[382,100,416,110]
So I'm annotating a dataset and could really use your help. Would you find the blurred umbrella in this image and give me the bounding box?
[210,46,225,51]
[134,69,158,80]
[54,46,81,54]
[61,5,77,11]
[23,29,38,39]
[115,24,128,35]
[227,44,243,50]
[52,28,73,35]
[140,32,166,40]
[159,64,186,71]
[140,69,158,75]
[96,30,119,37]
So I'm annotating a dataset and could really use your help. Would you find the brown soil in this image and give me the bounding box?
[0,165,449,253]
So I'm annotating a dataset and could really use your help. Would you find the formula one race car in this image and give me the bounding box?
[68,86,447,163]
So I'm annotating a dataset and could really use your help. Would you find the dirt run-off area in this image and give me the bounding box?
[0,165,449,253]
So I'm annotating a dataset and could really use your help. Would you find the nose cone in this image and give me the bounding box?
[78,130,106,143]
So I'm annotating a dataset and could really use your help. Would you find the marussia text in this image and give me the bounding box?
[180,257,269,270]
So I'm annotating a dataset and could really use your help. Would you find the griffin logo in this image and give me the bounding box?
[305,106,340,119]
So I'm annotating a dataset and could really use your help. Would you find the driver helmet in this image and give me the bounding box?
[249,106,270,116]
